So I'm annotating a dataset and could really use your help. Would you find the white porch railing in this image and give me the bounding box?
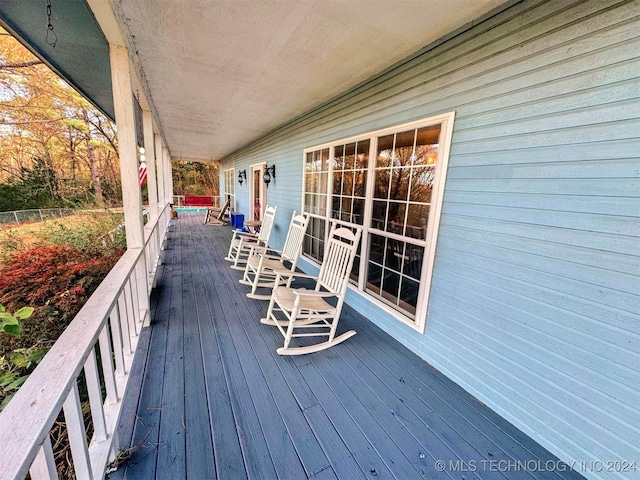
[0,203,171,480]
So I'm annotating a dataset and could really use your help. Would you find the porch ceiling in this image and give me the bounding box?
[1,1,510,162]
[116,0,509,161]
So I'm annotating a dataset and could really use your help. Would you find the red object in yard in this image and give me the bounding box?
[183,196,214,207]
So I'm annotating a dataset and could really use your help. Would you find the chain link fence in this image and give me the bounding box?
[0,208,76,227]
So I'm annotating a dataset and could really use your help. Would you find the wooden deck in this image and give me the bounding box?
[108,213,584,480]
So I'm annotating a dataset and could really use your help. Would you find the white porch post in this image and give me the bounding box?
[164,146,173,203]
[109,44,150,318]
[155,134,166,209]
[142,110,159,221]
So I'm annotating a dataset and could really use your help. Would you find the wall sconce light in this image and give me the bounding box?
[263,164,276,187]
[238,170,247,185]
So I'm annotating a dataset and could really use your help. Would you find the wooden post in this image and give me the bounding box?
[109,45,143,248]
[164,147,174,203]
[143,110,159,221]
[155,134,166,209]
[109,44,149,317]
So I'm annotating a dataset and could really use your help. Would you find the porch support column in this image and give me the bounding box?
[164,146,174,203]
[155,134,166,210]
[142,110,158,222]
[109,44,150,318]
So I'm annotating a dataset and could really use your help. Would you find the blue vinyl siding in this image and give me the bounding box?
[220,1,640,478]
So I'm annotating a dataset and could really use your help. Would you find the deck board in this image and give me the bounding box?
[109,213,585,480]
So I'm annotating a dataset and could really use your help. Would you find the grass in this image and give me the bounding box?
[0,211,124,261]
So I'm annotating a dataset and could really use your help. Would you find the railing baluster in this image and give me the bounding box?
[131,268,141,330]
[29,435,57,480]
[63,383,92,479]
[99,324,118,403]
[118,292,133,354]
[125,280,139,336]
[84,348,107,443]
[110,307,126,376]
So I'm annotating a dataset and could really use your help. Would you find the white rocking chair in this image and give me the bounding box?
[240,212,310,300]
[225,204,277,270]
[260,222,362,355]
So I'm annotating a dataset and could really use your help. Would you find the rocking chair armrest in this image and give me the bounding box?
[251,246,283,256]
[247,244,269,254]
[273,270,317,280]
[257,253,286,261]
[293,289,337,298]
[234,231,259,240]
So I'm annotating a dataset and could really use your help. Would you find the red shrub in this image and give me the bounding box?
[0,244,124,357]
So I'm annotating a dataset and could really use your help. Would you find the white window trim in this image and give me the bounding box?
[301,112,456,333]
[223,167,236,212]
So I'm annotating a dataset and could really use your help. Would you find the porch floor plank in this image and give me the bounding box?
[109,213,584,480]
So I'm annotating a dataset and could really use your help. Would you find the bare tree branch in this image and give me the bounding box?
[0,118,64,125]
[0,60,43,70]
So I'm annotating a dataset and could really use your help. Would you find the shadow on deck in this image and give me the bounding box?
[108,213,583,480]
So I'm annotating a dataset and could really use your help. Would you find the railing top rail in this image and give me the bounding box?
[0,248,143,479]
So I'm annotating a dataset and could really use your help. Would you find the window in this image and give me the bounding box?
[303,148,329,263]
[224,168,235,210]
[302,113,454,331]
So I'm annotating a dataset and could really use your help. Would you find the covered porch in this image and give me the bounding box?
[108,213,583,480]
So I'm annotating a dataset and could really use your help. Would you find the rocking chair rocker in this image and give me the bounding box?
[260,222,362,355]
[240,212,310,300]
[225,204,277,270]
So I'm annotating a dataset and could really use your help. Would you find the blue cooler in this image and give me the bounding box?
[230,212,244,230]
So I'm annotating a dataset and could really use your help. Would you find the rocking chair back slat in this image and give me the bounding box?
[282,213,308,261]
[318,226,359,294]
[258,205,277,242]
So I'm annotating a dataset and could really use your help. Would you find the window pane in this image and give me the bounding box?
[406,204,430,240]
[305,170,313,192]
[366,262,382,295]
[393,130,415,167]
[331,197,341,219]
[386,202,406,235]
[342,171,354,196]
[320,148,330,171]
[356,139,370,169]
[351,255,360,282]
[381,270,400,304]
[303,216,326,262]
[369,234,385,265]
[352,199,365,225]
[320,172,329,194]
[404,244,424,280]
[334,144,344,170]
[414,126,440,165]
[373,169,389,199]
[340,197,352,222]
[376,134,394,168]
[389,167,410,201]
[385,238,404,271]
[409,165,435,203]
[354,170,367,197]
[344,142,356,169]
[371,200,387,231]
[399,277,419,315]
[333,172,342,195]
[315,194,327,216]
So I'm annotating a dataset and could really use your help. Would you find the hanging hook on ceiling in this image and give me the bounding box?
[45,0,57,47]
